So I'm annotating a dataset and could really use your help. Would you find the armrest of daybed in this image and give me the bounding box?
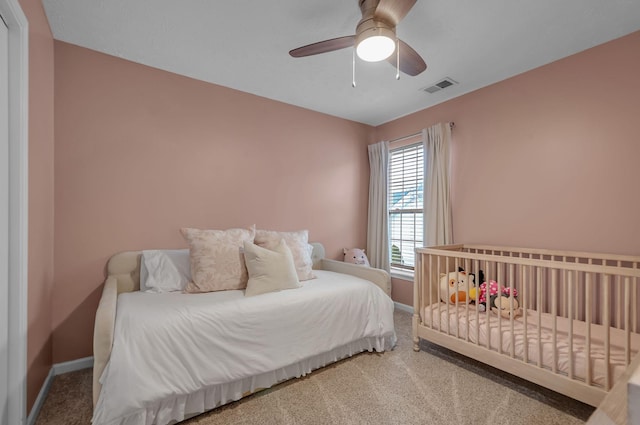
[93,250,142,408]
[319,259,391,297]
[92,276,118,408]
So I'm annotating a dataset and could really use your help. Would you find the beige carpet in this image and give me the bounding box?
[35,310,594,425]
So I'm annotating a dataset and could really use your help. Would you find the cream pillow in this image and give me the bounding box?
[180,226,255,293]
[254,229,316,281]
[243,239,301,297]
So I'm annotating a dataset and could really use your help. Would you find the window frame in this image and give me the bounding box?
[387,139,424,274]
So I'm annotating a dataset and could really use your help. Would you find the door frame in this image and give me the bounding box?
[0,1,28,424]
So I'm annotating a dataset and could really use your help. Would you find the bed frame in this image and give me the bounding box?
[413,244,640,407]
[92,242,391,408]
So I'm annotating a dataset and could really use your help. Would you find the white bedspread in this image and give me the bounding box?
[93,270,396,425]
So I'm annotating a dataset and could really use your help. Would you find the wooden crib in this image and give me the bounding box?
[413,244,640,407]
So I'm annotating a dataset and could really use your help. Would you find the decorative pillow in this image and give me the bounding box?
[140,249,191,292]
[243,240,301,297]
[180,226,255,293]
[254,229,316,281]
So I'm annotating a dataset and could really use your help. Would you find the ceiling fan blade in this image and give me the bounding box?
[289,35,356,58]
[387,39,426,76]
[374,0,417,26]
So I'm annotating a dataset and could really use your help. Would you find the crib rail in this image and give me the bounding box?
[412,244,640,407]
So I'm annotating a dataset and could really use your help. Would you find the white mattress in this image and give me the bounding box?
[93,270,396,425]
[423,303,639,388]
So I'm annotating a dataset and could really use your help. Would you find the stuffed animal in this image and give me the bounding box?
[439,270,476,304]
[460,267,483,299]
[489,293,522,318]
[471,279,521,318]
[343,248,370,266]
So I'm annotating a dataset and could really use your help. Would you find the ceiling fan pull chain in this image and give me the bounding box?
[352,48,357,88]
[396,38,400,80]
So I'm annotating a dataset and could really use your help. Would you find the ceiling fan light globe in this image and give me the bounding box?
[356,35,396,62]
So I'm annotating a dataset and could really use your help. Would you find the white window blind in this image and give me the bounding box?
[388,142,424,270]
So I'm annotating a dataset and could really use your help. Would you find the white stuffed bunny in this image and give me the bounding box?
[343,248,371,266]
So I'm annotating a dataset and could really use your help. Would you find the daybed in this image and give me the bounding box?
[413,244,640,407]
[92,242,396,425]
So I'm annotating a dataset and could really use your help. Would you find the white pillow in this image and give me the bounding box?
[254,229,316,281]
[243,239,301,297]
[140,249,191,293]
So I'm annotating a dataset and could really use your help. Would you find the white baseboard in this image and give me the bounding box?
[26,368,54,425]
[394,302,414,314]
[52,356,94,376]
[27,356,94,425]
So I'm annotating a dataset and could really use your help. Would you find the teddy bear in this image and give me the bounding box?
[439,269,476,304]
[343,248,370,266]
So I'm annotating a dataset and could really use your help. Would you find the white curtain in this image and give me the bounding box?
[367,141,390,271]
[423,123,453,246]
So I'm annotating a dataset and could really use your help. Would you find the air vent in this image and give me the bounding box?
[422,77,458,94]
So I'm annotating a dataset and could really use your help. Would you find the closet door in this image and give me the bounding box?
[0,13,9,425]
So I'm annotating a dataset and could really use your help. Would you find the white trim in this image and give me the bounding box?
[27,357,94,425]
[52,356,94,376]
[0,1,28,425]
[25,369,52,425]
[394,302,414,314]
[390,270,414,282]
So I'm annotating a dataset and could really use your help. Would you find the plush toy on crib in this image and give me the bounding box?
[343,248,370,266]
[470,280,522,318]
[439,269,477,304]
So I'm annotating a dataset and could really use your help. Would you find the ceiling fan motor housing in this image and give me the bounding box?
[356,0,397,54]
[355,18,396,47]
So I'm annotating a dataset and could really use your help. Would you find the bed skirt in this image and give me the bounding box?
[96,334,395,425]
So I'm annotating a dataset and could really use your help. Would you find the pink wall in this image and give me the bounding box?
[377,31,640,306]
[53,41,373,362]
[19,0,55,411]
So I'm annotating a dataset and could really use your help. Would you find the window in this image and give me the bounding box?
[388,142,424,271]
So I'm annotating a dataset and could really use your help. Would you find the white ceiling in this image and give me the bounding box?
[42,0,640,126]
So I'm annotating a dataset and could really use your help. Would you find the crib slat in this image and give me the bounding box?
[446,256,450,336]
[625,277,631,365]
[509,263,515,358]
[552,269,558,374]
[464,257,470,343]
[618,261,623,330]
[554,264,569,317]
[537,267,542,369]
[428,254,433,330]
[634,264,638,333]
[568,270,574,380]
[575,257,580,321]
[497,262,503,355]
[455,257,460,339]
[634,272,638,333]
[437,255,442,332]
[604,274,611,391]
[585,272,592,386]
[474,258,480,346]
[486,260,491,351]
[522,265,528,364]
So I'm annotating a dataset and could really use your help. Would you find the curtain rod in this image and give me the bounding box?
[388,122,455,144]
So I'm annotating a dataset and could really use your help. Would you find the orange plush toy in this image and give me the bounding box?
[439,270,475,304]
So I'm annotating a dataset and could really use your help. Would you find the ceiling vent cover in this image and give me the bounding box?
[422,77,458,94]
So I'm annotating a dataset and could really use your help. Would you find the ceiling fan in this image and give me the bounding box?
[289,0,427,76]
